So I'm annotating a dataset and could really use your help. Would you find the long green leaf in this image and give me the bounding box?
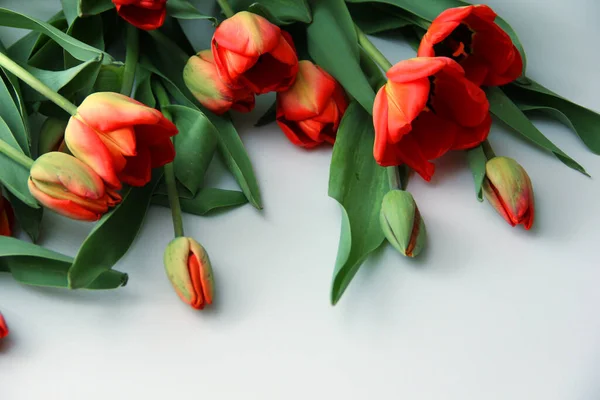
[0,7,111,63]
[307,0,376,114]
[167,0,216,23]
[7,192,43,243]
[466,145,487,201]
[505,79,600,155]
[68,173,162,289]
[153,188,249,216]
[229,0,312,24]
[486,86,588,176]
[0,236,127,289]
[329,102,388,305]
[78,0,115,18]
[0,66,29,155]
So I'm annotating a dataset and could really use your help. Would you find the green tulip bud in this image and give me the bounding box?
[380,190,426,257]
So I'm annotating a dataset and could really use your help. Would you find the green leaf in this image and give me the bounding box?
[133,66,156,107]
[0,7,111,64]
[167,105,262,207]
[254,101,277,127]
[163,105,218,195]
[153,188,249,216]
[93,63,125,92]
[486,86,588,176]
[348,2,414,34]
[78,0,115,18]
[0,236,127,289]
[7,192,43,243]
[64,14,105,69]
[307,0,376,114]
[22,59,101,103]
[0,117,38,208]
[359,47,386,91]
[466,145,487,201]
[505,78,600,155]
[0,65,29,155]
[61,0,79,26]
[328,102,388,305]
[142,33,263,208]
[167,0,216,24]
[346,0,527,71]
[229,0,312,24]
[68,172,163,289]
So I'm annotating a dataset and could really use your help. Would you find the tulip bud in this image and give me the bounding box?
[38,118,68,155]
[483,156,534,229]
[0,194,15,237]
[164,237,214,310]
[0,312,8,339]
[28,152,121,221]
[380,190,426,257]
[184,50,255,115]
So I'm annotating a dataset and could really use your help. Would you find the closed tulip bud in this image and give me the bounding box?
[164,237,214,310]
[28,152,121,221]
[0,194,15,237]
[483,156,534,229]
[38,118,68,155]
[184,50,255,115]
[380,190,426,257]
[0,312,8,339]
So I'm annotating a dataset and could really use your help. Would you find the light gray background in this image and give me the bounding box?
[1,1,600,399]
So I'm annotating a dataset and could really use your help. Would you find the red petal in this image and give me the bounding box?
[387,57,463,83]
[452,113,492,150]
[119,147,152,187]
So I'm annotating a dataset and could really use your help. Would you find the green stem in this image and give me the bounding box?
[152,79,184,238]
[217,0,235,18]
[387,166,401,190]
[0,52,78,116]
[356,25,393,71]
[0,138,34,169]
[120,24,139,96]
[482,140,496,160]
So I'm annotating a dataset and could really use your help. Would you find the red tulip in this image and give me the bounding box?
[28,152,121,221]
[483,157,534,229]
[418,5,523,86]
[276,60,349,148]
[0,313,8,339]
[111,0,167,31]
[164,237,214,310]
[0,194,15,237]
[212,11,299,94]
[65,92,177,189]
[184,50,255,115]
[373,57,491,181]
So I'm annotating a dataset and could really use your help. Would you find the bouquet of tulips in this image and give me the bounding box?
[1,0,599,336]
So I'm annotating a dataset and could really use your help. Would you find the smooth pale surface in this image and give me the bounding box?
[1,1,600,399]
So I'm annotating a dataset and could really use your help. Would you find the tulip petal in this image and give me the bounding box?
[148,139,176,169]
[410,111,458,160]
[384,80,429,143]
[452,113,492,150]
[189,239,214,308]
[119,146,152,187]
[212,11,281,57]
[387,57,463,83]
[65,117,122,189]
[113,0,167,31]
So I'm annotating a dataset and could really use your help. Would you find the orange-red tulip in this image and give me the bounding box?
[111,0,167,31]
[0,312,8,339]
[373,57,491,181]
[418,5,523,86]
[483,157,534,229]
[276,60,349,148]
[164,237,214,310]
[212,11,298,94]
[184,50,255,115]
[28,152,121,221]
[65,92,177,189]
[0,194,14,237]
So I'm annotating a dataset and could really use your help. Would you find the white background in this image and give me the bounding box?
[1,0,600,399]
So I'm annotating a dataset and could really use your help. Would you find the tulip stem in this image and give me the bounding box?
[152,79,184,238]
[387,166,403,190]
[356,25,393,72]
[120,24,139,96]
[0,138,34,170]
[217,0,235,18]
[0,52,78,116]
[482,140,496,160]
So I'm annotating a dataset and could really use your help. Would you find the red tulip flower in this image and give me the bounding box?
[184,50,255,115]
[0,194,15,237]
[276,60,349,148]
[0,313,8,339]
[418,5,523,86]
[111,0,167,31]
[373,57,491,181]
[212,11,299,94]
[65,92,177,189]
[28,153,121,222]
